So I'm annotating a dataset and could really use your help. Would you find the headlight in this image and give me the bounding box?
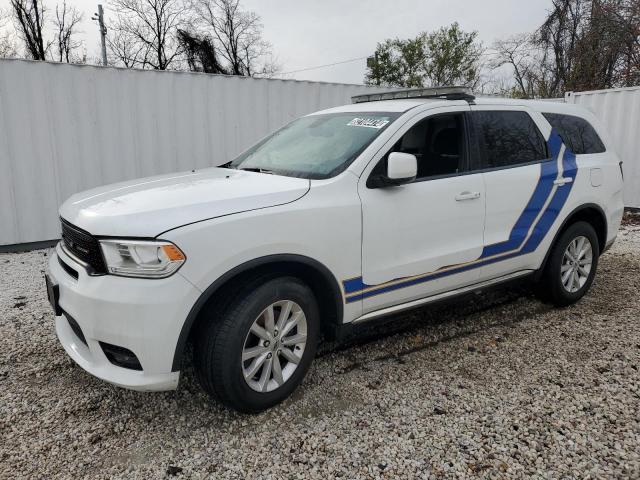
[99,239,186,278]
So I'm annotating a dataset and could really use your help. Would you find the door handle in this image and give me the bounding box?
[455,191,481,201]
[553,177,573,186]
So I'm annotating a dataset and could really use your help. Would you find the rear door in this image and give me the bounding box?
[355,105,486,313]
[470,106,555,277]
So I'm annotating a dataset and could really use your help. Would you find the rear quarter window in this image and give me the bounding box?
[542,113,606,155]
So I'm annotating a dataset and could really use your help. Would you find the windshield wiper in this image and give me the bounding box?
[238,167,275,174]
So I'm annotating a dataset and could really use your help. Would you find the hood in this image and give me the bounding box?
[59,167,310,237]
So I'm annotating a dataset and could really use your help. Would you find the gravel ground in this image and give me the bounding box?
[1,215,639,479]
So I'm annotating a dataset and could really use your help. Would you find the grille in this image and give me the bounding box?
[60,219,107,274]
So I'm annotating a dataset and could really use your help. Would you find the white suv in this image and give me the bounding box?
[46,87,624,412]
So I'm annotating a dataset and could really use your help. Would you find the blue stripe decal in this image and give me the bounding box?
[521,143,577,254]
[343,130,575,304]
[480,132,563,258]
[343,277,366,295]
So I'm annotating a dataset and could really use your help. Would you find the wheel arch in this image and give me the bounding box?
[171,254,344,372]
[538,203,608,276]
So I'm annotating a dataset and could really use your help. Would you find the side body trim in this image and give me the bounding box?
[353,270,533,324]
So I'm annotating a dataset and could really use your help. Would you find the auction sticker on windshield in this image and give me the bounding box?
[347,117,390,129]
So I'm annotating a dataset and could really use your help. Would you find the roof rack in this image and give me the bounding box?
[352,86,475,104]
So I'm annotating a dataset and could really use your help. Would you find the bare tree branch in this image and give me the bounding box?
[10,0,49,60]
[491,35,539,98]
[107,0,186,69]
[190,0,277,76]
[491,0,640,97]
[0,8,18,58]
[53,1,84,63]
[106,23,149,68]
[532,0,640,96]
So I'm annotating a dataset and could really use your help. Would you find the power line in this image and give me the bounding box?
[275,56,369,76]
[275,46,544,77]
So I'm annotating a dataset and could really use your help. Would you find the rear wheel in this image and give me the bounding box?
[538,221,599,307]
[194,276,319,413]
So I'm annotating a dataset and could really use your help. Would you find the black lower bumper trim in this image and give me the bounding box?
[64,313,87,346]
[99,342,143,371]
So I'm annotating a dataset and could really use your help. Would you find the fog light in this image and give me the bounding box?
[100,342,143,371]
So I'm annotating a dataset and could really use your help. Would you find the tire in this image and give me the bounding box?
[537,221,600,307]
[194,276,320,413]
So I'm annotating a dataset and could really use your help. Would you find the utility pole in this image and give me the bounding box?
[92,5,108,66]
[367,53,380,86]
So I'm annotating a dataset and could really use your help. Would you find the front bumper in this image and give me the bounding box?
[48,242,202,391]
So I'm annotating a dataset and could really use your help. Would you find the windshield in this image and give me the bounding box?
[229,112,400,179]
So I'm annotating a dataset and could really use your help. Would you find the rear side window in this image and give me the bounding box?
[542,113,606,155]
[473,111,548,169]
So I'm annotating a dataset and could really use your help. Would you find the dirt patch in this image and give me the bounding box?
[621,210,640,226]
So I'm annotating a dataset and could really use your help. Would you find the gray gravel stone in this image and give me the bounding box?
[1,217,639,479]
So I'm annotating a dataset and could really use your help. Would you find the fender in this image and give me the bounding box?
[535,202,608,280]
[171,254,344,372]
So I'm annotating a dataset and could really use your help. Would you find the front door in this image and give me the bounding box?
[354,107,486,313]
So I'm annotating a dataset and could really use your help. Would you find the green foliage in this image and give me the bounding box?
[366,36,426,88]
[365,23,483,88]
[424,23,483,87]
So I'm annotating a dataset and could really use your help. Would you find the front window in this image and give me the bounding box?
[229,112,400,179]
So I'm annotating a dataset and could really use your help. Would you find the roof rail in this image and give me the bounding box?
[352,86,475,104]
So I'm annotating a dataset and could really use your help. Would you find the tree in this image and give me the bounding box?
[107,20,149,68]
[533,0,640,95]
[53,1,83,63]
[424,23,484,87]
[574,0,640,89]
[491,34,541,98]
[365,35,427,88]
[10,0,48,60]
[534,0,584,95]
[365,23,483,88]
[177,28,228,73]
[108,0,186,70]
[191,0,277,76]
[0,8,18,58]
[492,0,640,98]
[617,0,640,86]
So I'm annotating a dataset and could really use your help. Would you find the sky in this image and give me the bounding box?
[0,0,551,84]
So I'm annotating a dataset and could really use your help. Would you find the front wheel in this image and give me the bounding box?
[194,277,319,413]
[538,221,600,307]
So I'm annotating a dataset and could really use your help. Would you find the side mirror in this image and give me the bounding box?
[367,152,417,188]
[387,152,417,184]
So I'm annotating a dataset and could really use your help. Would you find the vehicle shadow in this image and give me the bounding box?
[176,280,549,402]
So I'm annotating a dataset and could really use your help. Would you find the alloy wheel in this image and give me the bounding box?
[560,235,593,293]
[242,300,308,393]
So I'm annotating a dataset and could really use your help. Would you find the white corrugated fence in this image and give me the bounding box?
[565,87,640,209]
[1,59,638,248]
[0,59,384,247]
